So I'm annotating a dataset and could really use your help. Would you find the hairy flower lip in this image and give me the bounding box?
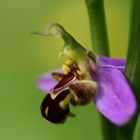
[40,67,97,123]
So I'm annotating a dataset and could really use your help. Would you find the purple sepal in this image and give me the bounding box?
[94,66,137,126]
[98,56,126,73]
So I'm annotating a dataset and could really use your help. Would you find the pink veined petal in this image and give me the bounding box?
[97,56,126,73]
[37,69,63,93]
[93,66,137,126]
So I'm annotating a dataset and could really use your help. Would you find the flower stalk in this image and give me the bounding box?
[85,0,109,56]
[85,0,117,140]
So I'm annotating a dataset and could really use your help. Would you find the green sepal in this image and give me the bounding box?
[32,23,87,62]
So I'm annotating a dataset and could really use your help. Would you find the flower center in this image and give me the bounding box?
[39,23,98,123]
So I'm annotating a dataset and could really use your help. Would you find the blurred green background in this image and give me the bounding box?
[0,0,132,140]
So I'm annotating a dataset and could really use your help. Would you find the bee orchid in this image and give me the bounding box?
[35,23,137,126]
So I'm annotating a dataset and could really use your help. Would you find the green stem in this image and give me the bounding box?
[85,1,116,140]
[85,0,109,56]
[117,0,140,140]
[100,117,117,140]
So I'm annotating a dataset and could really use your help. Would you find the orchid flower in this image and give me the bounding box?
[35,23,137,126]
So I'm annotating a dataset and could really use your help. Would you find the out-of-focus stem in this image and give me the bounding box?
[85,0,109,56]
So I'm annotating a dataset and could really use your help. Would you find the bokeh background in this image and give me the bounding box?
[0,0,134,140]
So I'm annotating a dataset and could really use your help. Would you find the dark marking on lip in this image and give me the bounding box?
[69,80,98,105]
[41,89,71,123]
